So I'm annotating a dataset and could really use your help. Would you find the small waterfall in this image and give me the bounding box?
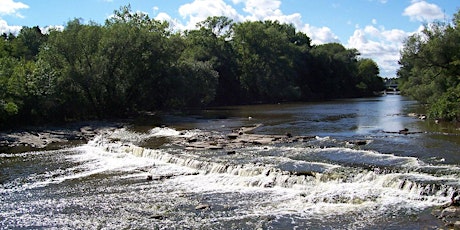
[85,130,458,208]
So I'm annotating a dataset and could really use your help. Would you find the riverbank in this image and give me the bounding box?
[0,121,123,153]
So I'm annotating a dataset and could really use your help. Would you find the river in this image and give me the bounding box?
[1,95,459,229]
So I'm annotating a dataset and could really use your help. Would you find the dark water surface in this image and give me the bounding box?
[1,95,459,229]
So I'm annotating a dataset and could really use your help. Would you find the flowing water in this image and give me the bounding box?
[1,95,459,229]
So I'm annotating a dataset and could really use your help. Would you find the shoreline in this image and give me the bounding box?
[0,120,124,153]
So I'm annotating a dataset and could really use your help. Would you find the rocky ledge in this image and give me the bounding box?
[432,191,460,229]
[0,121,122,151]
[172,124,316,151]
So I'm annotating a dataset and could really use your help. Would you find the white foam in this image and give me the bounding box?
[315,136,331,141]
[19,129,450,219]
[0,149,66,158]
[302,147,421,168]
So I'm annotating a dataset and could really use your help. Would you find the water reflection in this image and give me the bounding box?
[356,95,404,134]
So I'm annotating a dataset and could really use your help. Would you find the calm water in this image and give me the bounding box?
[1,95,459,229]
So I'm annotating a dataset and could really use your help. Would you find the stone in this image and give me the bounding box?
[347,140,368,146]
[149,214,164,220]
[292,171,316,177]
[399,128,409,135]
[195,204,210,210]
[440,206,460,218]
[227,133,239,139]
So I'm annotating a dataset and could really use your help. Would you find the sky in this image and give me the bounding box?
[0,0,458,77]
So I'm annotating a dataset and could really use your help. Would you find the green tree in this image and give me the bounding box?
[183,16,240,105]
[356,58,384,96]
[233,21,306,102]
[309,43,360,98]
[398,10,460,120]
[11,26,47,60]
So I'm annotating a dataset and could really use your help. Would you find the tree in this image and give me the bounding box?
[356,58,384,96]
[308,43,360,98]
[233,21,306,102]
[11,26,47,60]
[182,16,240,105]
[398,9,460,120]
[0,6,387,129]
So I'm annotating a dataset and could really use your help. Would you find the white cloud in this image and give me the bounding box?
[302,24,340,45]
[155,12,184,31]
[239,0,281,19]
[347,25,411,77]
[403,0,445,22]
[41,25,64,34]
[178,0,242,30]
[234,0,303,27]
[176,0,304,31]
[0,0,28,18]
[0,18,22,34]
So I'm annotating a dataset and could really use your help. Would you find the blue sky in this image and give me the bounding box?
[0,0,458,77]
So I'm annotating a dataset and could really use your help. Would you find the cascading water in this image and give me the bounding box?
[84,127,458,215]
[2,96,459,229]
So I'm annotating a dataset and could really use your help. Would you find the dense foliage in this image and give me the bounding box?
[398,10,460,121]
[0,6,384,128]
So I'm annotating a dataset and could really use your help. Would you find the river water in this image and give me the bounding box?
[1,95,459,229]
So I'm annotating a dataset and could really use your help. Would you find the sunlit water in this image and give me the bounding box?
[1,95,459,229]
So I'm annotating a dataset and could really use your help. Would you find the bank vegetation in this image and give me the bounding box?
[0,5,384,129]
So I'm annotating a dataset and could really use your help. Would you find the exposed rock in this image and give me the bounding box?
[399,128,409,135]
[383,128,424,135]
[227,133,239,139]
[433,191,460,228]
[149,214,165,220]
[173,124,315,150]
[291,171,316,177]
[147,172,199,181]
[0,121,121,151]
[452,191,460,206]
[195,204,210,210]
[187,137,198,143]
[346,140,368,146]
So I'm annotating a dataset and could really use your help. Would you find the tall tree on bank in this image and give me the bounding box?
[181,16,236,106]
[0,5,385,128]
[233,21,309,102]
[398,9,460,120]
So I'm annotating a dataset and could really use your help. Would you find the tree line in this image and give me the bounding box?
[398,9,460,121]
[0,6,384,129]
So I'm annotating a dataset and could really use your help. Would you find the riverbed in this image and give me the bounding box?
[1,95,459,229]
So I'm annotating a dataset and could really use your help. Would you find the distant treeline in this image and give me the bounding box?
[398,9,460,121]
[0,5,384,128]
